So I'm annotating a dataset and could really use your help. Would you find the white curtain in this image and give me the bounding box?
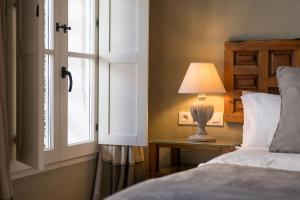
[92,145,146,200]
[0,1,13,199]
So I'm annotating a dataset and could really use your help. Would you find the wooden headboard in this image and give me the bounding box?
[224,39,300,123]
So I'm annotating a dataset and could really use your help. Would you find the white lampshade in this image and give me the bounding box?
[178,63,226,94]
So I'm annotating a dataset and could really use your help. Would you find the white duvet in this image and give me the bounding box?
[202,147,300,172]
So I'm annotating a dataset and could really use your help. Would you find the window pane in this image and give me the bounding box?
[68,57,95,145]
[44,54,54,150]
[44,0,54,50]
[68,0,96,54]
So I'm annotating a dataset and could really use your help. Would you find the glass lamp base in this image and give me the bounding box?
[188,134,216,142]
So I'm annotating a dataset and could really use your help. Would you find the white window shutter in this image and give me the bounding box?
[16,0,44,169]
[98,0,149,146]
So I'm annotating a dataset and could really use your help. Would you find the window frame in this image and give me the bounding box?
[11,0,99,174]
[11,0,149,175]
[44,0,99,163]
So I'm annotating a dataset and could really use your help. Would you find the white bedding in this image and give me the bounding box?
[202,147,300,172]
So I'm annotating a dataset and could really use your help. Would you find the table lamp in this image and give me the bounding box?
[178,63,226,142]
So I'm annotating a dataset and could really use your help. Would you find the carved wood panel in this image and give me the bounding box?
[269,50,294,77]
[224,40,300,123]
[268,87,280,95]
[233,99,243,113]
[234,75,258,90]
[234,51,258,65]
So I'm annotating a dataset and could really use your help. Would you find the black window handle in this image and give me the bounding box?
[56,23,71,33]
[61,67,73,92]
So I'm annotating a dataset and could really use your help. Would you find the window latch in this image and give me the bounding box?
[36,4,39,17]
[61,67,73,92]
[56,23,71,33]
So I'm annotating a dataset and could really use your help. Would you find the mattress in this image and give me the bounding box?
[204,147,300,172]
[108,163,300,200]
[107,147,300,200]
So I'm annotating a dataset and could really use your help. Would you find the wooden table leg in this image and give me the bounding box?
[149,143,159,178]
[171,148,180,171]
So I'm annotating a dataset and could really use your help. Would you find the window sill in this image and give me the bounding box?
[11,152,98,180]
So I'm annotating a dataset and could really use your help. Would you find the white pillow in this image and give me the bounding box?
[241,92,281,148]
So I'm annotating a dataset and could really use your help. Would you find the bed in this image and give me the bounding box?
[107,40,300,200]
[206,147,300,171]
[108,148,300,200]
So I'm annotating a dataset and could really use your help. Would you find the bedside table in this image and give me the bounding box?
[149,139,240,178]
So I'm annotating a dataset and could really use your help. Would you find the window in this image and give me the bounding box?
[15,0,149,171]
[67,0,97,145]
[43,0,98,163]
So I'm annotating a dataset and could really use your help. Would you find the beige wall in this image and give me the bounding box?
[12,159,97,200]
[149,0,300,164]
[12,0,300,199]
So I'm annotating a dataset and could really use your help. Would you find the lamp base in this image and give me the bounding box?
[188,96,216,142]
[188,134,216,142]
